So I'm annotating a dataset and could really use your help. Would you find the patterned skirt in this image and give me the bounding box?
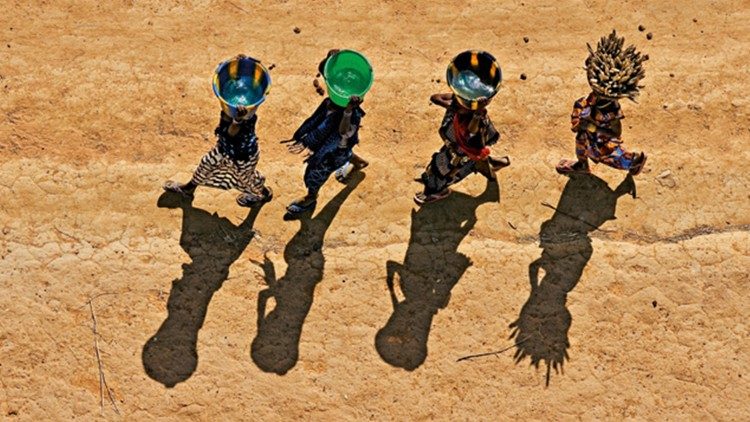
[422,145,477,195]
[190,146,267,200]
[576,133,637,170]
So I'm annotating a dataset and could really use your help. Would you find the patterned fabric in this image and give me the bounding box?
[294,98,365,194]
[215,113,259,161]
[574,136,636,169]
[190,146,267,200]
[304,148,353,194]
[438,104,499,150]
[571,93,623,134]
[571,94,636,170]
[294,98,364,153]
[422,104,499,195]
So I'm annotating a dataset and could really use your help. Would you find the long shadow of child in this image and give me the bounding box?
[251,173,365,374]
[142,192,264,387]
[376,180,499,370]
[509,173,634,386]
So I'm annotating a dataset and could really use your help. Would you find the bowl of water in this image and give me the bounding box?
[446,50,502,110]
[323,50,374,107]
[212,56,271,118]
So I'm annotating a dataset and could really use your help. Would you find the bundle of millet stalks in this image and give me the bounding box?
[586,30,648,101]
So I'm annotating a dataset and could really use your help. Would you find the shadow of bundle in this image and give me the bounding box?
[585,30,648,100]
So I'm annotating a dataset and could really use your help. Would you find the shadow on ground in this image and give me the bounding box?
[251,173,364,375]
[509,173,634,386]
[142,191,263,387]
[376,179,499,370]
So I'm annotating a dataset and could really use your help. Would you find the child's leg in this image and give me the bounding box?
[556,134,590,174]
[163,180,197,195]
[350,153,369,169]
[304,160,336,197]
[178,147,227,192]
[334,152,369,183]
[231,151,273,207]
[164,156,207,195]
[422,149,453,195]
[595,140,646,175]
[236,169,273,207]
[163,149,224,195]
[597,142,638,170]
[573,134,591,170]
[287,153,346,215]
[414,148,463,205]
[628,152,647,176]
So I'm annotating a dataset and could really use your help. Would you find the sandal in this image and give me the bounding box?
[628,152,647,176]
[413,172,428,184]
[335,156,369,183]
[284,197,317,220]
[413,189,451,206]
[163,180,195,197]
[489,156,511,170]
[555,159,590,175]
[335,162,355,183]
[236,187,274,208]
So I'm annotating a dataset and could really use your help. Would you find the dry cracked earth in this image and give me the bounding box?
[1,0,749,420]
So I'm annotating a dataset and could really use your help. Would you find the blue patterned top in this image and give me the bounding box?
[293,98,365,158]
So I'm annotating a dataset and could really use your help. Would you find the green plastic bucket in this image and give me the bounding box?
[323,50,374,107]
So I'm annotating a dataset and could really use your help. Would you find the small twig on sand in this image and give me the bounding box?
[77,292,122,310]
[540,201,613,233]
[88,299,120,415]
[53,225,80,242]
[456,336,531,362]
[226,0,249,13]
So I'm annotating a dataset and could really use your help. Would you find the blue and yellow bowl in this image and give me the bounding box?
[446,50,502,110]
[212,56,271,118]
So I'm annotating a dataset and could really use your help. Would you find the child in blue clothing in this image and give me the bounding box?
[282,50,368,220]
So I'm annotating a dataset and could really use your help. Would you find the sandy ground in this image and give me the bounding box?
[1,0,749,420]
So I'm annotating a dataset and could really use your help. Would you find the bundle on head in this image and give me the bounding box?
[585,30,648,101]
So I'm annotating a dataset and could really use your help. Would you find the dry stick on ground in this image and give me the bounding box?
[226,0,249,14]
[540,201,614,233]
[456,336,531,362]
[88,299,121,416]
[53,225,80,242]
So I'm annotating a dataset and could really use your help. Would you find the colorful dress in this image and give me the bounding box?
[190,112,268,201]
[294,98,365,195]
[572,94,637,170]
[422,104,499,195]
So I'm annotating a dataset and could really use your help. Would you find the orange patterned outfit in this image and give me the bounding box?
[571,93,637,170]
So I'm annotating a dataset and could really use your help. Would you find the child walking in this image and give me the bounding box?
[556,31,648,176]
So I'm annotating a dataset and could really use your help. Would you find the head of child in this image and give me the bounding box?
[591,92,620,109]
[454,95,491,115]
[222,105,256,122]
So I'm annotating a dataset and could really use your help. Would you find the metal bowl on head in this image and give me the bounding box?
[446,50,502,110]
[212,56,271,119]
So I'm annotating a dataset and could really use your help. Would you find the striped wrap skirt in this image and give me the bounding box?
[190,146,267,200]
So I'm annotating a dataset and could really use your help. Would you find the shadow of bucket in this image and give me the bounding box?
[323,50,374,107]
[446,50,502,110]
[212,56,271,118]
